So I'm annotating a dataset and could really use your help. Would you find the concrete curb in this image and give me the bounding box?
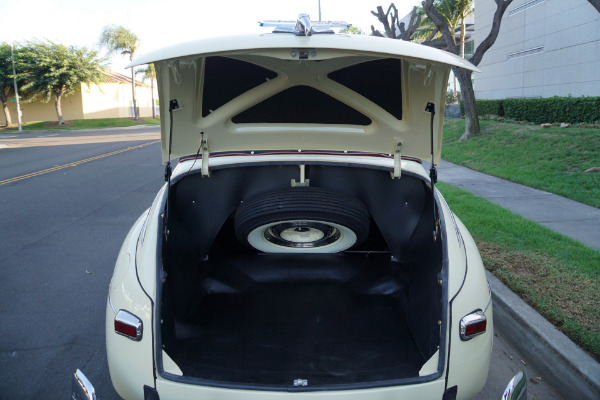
[487,271,600,399]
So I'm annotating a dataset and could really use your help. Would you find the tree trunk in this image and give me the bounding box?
[455,68,479,140]
[54,94,64,125]
[453,76,457,101]
[151,78,156,119]
[422,0,514,140]
[587,0,600,13]
[131,67,138,120]
[2,100,12,126]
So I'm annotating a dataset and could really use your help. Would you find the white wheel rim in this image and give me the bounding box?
[247,219,357,253]
[280,226,325,243]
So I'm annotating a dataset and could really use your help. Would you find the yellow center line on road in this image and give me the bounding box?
[0,140,161,186]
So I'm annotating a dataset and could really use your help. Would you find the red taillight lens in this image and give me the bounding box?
[464,319,487,337]
[114,310,143,341]
[115,319,138,338]
[460,310,487,341]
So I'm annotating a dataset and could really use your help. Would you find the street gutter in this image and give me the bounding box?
[488,271,600,399]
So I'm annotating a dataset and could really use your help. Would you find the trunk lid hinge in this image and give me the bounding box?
[392,141,402,179]
[201,133,210,177]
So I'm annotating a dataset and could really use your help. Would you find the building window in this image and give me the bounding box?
[508,0,546,17]
[507,46,544,60]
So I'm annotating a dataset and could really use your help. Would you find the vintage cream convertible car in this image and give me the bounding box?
[73,15,526,400]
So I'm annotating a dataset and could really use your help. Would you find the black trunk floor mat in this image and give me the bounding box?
[171,282,425,387]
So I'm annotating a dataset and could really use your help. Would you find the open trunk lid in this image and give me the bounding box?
[128,33,478,164]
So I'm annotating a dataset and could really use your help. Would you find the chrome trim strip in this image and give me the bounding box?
[483,284,492,314]
[107,284,117,315]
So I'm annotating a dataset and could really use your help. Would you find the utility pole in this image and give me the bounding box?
[10,43,22,132]
[318,0,322,21]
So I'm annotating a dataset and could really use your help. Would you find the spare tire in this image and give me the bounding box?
[234,187,370,253]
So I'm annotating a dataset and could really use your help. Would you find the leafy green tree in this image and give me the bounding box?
[424,0,472,58]
[340,25,365,35]
[422,0,514,140]
[0,43,28,126]
[374,1,514,140]
[413,1,473,101]
[99,25,140,120]
[20,40,106,125]
[0,43,16,126]
[136,63,156,119]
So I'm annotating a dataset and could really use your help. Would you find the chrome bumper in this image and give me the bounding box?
[502,370,527,400]
[69,368,525,400]
[71,369,96,400]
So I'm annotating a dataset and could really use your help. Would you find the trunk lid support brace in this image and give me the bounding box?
[425,102,439,241]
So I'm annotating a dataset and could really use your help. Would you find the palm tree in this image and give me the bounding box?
[413,1,473,101]
[455,0,474,59]
[136,63,156,119]
[414,1,473,57]
[99,25,140,120]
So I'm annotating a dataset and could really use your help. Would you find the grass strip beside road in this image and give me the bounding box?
[1,117,160,131]
[442,119,600,208]
[437,181,600,360]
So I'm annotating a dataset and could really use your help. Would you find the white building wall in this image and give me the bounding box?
[474,0,600,99]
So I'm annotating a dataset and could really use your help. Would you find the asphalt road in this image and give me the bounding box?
[0,127,163,399]
[0,127,561,399]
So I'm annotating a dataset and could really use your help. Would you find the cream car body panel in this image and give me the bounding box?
[154,376,446,399]
[107,212,155,399]
[114,157,491,400]
[442,212,494,399]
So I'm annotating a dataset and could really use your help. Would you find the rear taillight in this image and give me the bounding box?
[114,310,143,341]
[460,310,487,341]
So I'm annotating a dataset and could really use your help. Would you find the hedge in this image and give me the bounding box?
[475,99,503,117]
[461,97,600,124]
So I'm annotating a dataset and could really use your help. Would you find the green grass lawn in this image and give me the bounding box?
[442,119,600,208]
[438,181,600,360]
[1,117,160,131]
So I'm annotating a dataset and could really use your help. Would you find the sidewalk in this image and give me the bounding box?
[437,160,600,251]
[433,160,600,399]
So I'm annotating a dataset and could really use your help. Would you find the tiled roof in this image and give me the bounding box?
[101,70,148,86]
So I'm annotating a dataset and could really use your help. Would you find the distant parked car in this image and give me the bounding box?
[73,15,526,400]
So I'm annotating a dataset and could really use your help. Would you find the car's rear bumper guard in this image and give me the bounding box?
[71,369,96,400]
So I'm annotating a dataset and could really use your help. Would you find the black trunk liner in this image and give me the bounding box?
[172,281,425,387]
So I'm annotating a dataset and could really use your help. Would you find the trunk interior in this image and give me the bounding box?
[159,164,444,388]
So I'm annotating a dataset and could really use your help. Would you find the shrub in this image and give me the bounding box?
[470,97,600,124]
[476,100,504,117]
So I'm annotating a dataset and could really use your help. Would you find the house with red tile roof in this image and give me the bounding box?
[1,70,157,125]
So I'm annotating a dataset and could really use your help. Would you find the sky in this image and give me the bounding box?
[0,0,422,72]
